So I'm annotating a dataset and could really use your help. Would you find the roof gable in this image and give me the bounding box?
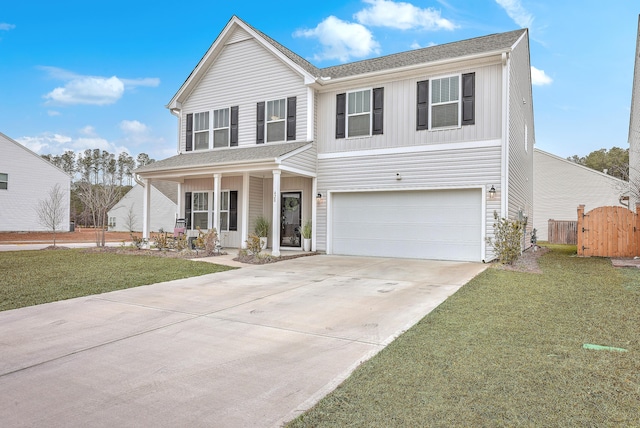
[0,132,71,178]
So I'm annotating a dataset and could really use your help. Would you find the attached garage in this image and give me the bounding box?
[330,189,482,261]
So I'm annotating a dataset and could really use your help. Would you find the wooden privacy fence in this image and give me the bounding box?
[577,204,640,257]
[548,220,577,244]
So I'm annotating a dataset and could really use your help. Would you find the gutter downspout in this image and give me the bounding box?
[501,51,510,218]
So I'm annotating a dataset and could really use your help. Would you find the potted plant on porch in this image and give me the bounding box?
[254,216,270,250]
[301,220,312,251]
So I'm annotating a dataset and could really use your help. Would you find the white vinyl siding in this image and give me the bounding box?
[107,183,177,233]
[213,108,230,148]
[317,63,502,154]
[0,133,71,232]
[347,89,371,137]
[332,189,482,261]
[181,34,308,151]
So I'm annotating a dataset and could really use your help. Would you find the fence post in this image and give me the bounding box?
[577,205,585,256]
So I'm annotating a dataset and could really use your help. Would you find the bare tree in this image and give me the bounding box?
[76,171,122,247]
[36,183,68,247]
[125,204,138,232]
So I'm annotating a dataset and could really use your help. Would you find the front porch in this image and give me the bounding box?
[135,142,317,257]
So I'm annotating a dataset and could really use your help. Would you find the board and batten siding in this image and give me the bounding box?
[533,150,627,241]
[0,133,71,232]
[316,62,503,154]
[316,145,502,260]
[505,31,534,243]
[179,29,309,152]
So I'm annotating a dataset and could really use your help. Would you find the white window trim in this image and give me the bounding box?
[429,74,462,130]
[346,88,373,139]
[213,107,231,149]
[266,98,287,143]
[193,111,211,151]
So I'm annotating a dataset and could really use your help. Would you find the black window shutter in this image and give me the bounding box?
[417,80,429,130]
[184,192,192,229]
[230,106,239,147]
[286,96,297,141]
[372,87,384,135]
[229,191,238,231]
[335,93,346,139]
[256,102,265,144]
[186,113,193,151]
[462,72,475,126]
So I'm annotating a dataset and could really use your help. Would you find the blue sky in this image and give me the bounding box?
[0,1,638,162]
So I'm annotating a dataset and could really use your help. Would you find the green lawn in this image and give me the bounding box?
[288,245,640,427]
[0,249,234,312]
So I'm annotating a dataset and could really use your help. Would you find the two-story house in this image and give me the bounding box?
[135,16,535,262]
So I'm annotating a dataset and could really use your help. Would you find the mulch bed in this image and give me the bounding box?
[234,251,318,264]
[490,245,549,274]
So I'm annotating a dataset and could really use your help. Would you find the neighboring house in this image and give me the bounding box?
[107,180,178,233]
[0,132,71,232]
[135,16,535,262]
[533,149,627,241]
[629,15,640,208]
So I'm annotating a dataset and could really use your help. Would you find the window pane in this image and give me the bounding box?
[0,182,6,190]
[220,192,229,210]
[213,129,229,148]
[220,212,228,231]
[450,76,459,101]
[0,173,7,181]
[267,121,285,142]
[194,131,209,150]
[193,192,208,211]
[267,99,285,121]
[194,112,209,131]
[348,114,370,137]
[432,80,441,103]
[193,213,208,230]
[432,104,458,128]
[348,90,370,114]
[213,109,229,129]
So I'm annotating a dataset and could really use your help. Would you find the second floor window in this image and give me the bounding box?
[267,99,286,143]
[213,108,230,148]
[348,90,371,137]
[0,173,7,190]
[194,112,210,150]
[431,76,459,129]
[336,88,383,139]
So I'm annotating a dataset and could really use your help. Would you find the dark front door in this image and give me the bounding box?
[281,192,302,247]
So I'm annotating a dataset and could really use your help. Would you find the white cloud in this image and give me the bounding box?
[294,16,380,62]
[0,23,16,31]
[39,66,159,106]
[120,120,148,134]
[47,110,61,117]
[354,0,456,31]
[410,40,437,49]
[531,66,552,86]
[80,125,97,136]
[495,0,533,28]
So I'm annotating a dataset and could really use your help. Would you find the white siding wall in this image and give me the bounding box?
[281,144,317,173]
[506,33,535,245]
[629,17,640,209]
[534,150,627,241]
[179,31,309,152]
[0,134,71,232]
[316,62,503,154]
[316,146,502,260]
[108,185,176,232]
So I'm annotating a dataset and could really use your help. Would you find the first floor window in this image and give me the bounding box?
[432,75,460,128]
[213,108,230,148]
[219,190,238,232]
[194,112,210,150]
[0,173,7,190]
[266,99,286,142]
[192,192,209,229]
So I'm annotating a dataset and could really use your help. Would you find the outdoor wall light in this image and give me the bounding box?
[489,185,496,199]
[396,173,402,181]
[316,193,322,199]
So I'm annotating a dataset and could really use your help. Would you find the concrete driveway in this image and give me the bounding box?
[0,255,486,427]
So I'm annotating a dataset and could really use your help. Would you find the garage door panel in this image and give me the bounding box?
[331,190,481,261]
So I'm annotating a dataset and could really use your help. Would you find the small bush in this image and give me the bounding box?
[486,211,524,264]
[245,233,262,255]
[194,228,220,256]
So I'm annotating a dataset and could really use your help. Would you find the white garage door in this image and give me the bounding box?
[331,189,482,261]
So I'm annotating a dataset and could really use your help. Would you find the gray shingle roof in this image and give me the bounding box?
[135,141,311,174]
[241,16,526,80]
[151,180,178,204]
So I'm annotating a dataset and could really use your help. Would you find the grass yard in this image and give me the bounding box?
[0,249,234,312]
[288,245,640,427]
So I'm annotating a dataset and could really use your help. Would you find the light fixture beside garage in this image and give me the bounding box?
[489,185,496,199]
[396,173,402,181]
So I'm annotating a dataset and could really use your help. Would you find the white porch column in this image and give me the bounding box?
[177,181,183,220]
[213,173,221,232]
[312,177,317,252]
[241,172,250,248]
[142,178,151,247]
[272,170,281,257]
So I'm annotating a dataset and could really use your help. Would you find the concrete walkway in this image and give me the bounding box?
[0,255,487,427]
